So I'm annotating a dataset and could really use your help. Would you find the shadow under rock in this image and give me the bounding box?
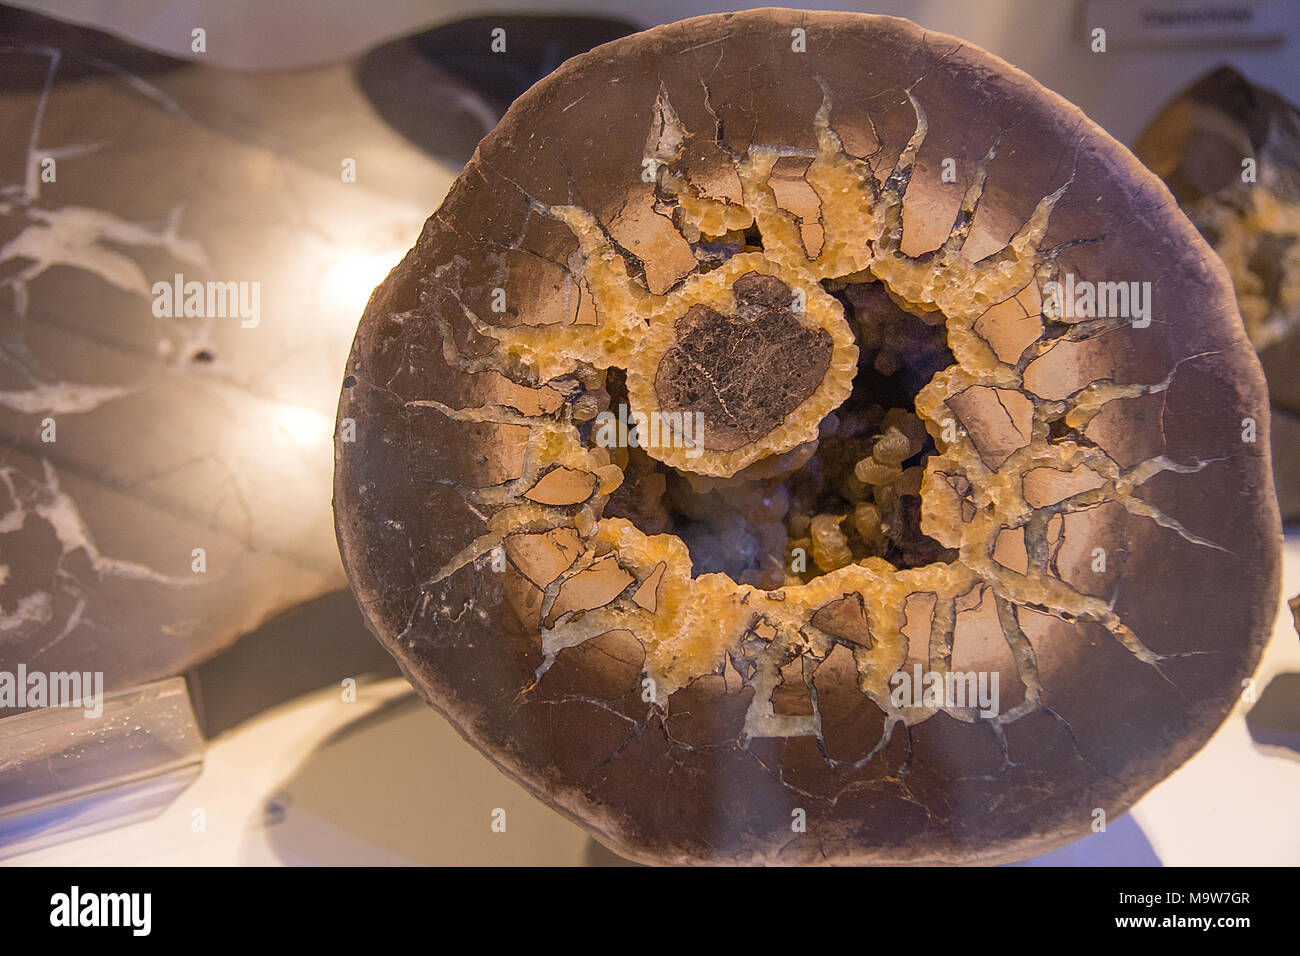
[260,689,598,865]
[1246,672,1300,756]
[187,589,400,738]
[1009,812,1162,866]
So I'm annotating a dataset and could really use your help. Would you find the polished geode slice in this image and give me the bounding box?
[335,10,1280,865]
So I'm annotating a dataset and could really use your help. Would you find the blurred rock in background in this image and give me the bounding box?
[1138,67,1300,521]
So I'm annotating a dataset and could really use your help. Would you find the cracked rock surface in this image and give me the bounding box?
[335,11,1281,864]
[0,8,451,692]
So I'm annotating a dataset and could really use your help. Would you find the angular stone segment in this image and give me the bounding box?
[655,275,833,452]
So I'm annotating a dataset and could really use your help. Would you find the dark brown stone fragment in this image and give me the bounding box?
[654,275,832,452]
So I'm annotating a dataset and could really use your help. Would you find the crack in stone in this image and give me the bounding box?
[416,80,1238,761]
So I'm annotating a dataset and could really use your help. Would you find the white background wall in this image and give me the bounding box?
[9,0,1299,146]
